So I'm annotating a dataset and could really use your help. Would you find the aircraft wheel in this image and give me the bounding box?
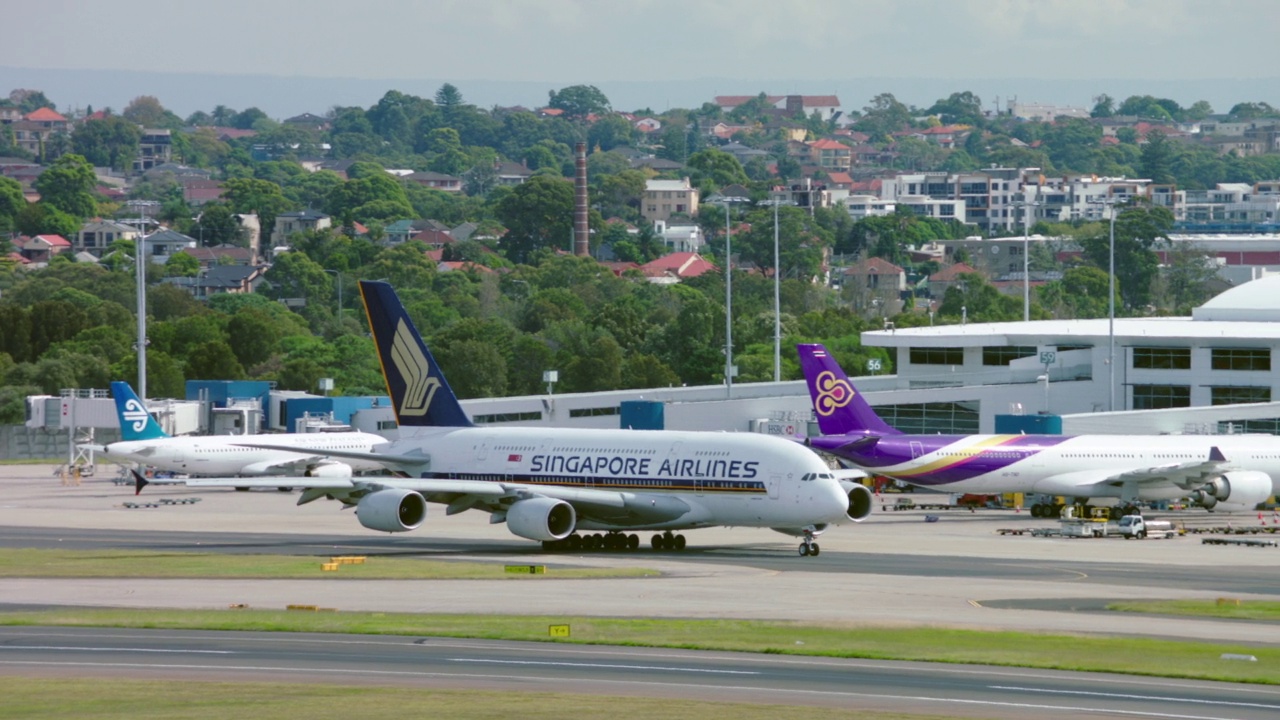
[567,534,582,551]
[673,534,686,550]
[627,534,640,551]
[235,487,250,492]
[798,543,810,556]
[810,543,820,557]
[541,540,558,552]
[651,534,665,551]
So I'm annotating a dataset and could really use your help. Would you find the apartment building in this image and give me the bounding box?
[642,178,698,224]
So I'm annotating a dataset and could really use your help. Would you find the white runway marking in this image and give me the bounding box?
[991,685,1280,711]
[0,646,232,655]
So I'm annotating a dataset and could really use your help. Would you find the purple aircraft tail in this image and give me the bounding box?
[796,344,900,437]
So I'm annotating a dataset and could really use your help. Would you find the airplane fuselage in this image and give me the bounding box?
[811,432,1280,499]
[103,431,389,476]
[396,425,850,530]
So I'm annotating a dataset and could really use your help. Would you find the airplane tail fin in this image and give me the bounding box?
[359,280,473,428]
[796,344,900,437]
[110,381,169,441]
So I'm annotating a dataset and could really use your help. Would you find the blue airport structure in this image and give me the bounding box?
[621,400,665,430]
[284,395,391,430]
[994,413,1063,435]
[186,380,273,418]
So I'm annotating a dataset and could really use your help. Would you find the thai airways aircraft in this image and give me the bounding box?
[141,282,869,556]
[796,343,1278,516]
[97,381,390,478]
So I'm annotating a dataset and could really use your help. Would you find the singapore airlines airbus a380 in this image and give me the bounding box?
[140,281,869,556]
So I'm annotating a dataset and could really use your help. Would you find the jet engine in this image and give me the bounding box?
[1192,471,1273,512]
[356,489,426,532]
[305,462,354,478]
[506,497,576,542]
[845,483,874,521]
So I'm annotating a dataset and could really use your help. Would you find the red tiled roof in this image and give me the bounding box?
[929,262,979,282]
[34,234,71,247]
[26,107,66,122]
[845,257,904,275]
[438,261,494,274]
[424,249,444,262]
[639,252,717,279]
[600,261,640,276]
[808,138,848,150]
[826,172,854,185]
[6,252,30,264]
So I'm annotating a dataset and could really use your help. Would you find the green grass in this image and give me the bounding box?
[0,548,655,580]
[1108,599,1280,621]
[2,609,1277,685]
[0,679,956,720]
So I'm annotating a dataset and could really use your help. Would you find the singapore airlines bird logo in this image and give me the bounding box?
[814,371,854,417]
[391,319,439,416]
[122,398,152,433]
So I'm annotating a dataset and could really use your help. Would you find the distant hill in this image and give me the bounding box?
[2,65,1277,119]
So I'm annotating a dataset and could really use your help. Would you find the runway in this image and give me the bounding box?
[3,627,1279,719]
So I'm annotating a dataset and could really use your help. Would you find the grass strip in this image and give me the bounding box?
[1,609,1277,685]
[1108,599,1280,621]
[0,679,953,720]
[0,549,655,580]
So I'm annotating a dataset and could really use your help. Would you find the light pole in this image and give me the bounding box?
[1012,198,1040,322]
[711,196,747,397]
[1091,197,1121,412]
[126,200,160,399]
[757,198,793,382]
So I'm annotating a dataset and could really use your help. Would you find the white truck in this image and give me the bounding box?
[1117,515,1178,539]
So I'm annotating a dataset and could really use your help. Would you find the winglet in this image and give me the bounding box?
[1209,446,1226,463]
[796,344,900,437]
[359,281,473,428]
[110,382,169,441]
[132,469,150,496]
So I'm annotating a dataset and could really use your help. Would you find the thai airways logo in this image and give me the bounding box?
[814,370,854,417]
[122,398,152,433]
[391,319,439,417]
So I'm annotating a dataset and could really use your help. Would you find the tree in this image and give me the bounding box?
[71,115,142,171]
[1090,94,1115,118]
[164,252,199,277]
[926,91,983,125]
[547,85,611,119]
[123,95,179,129]
[494,174,575,264]
[16,202,81,238]
[1081,204,1173,309]
[586,114,635,151]
[326,174,413,225]
[33,154,97,219]
[232,107,268,129]
[0,176,23,233]
[191,203,248,247]
[434,339,507,398]
[184,340,245,380]
[1138,131,1177,185]
[222,177,293,232]
[855,92,912,140]
[434,83,466,121]
[686,148,749,190]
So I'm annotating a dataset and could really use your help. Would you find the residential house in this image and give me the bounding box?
[906,125,971,150]
[383,219,416,245]
[18,234,71,263]
[437,261,494,274]
[713,94,843,123]
[270,210,331,247]
[283,112,330,132]
[11,108,69,156]
[134,129,173,172]
[405,171,462,192]
[642,178,699,224]
[844,194,895,220]
[411,228,455,250]
[494,161,534,186]
[840,257,906,292]
[719,142,770,165]
[653,221,704,253]
[637,252,717,284]
[630,156,684,172]
[143,229,197,263]
[926,262,982,300]
[76,219,138,257]
[633,117,662,133]
[183,181,226,207]
[163,264,268,299]
[181,244,255,267]
[807,138,852,172]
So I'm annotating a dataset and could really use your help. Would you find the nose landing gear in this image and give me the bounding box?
[798,528,821,557]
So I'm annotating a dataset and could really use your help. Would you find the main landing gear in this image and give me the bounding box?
[542,531,640,553]
[650,531,686,551]
[798,529,821,557]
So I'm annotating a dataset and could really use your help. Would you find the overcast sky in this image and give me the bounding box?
[9,0,1279,82]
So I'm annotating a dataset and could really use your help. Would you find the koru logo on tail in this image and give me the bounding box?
[391,319,439,416]
[122,398,152,432]
[814,370,854,416]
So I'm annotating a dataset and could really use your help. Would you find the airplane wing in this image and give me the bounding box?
[1036,447,1229,496]
[136,471,691,525]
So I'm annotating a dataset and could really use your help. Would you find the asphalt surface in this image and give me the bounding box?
[3,627,1279,719]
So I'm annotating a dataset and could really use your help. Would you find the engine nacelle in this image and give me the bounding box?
[1193,471,1273,513]
[356,489,426,532]
[306,462,354,478]
[506,497,576,542]
[846,484,874,522]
